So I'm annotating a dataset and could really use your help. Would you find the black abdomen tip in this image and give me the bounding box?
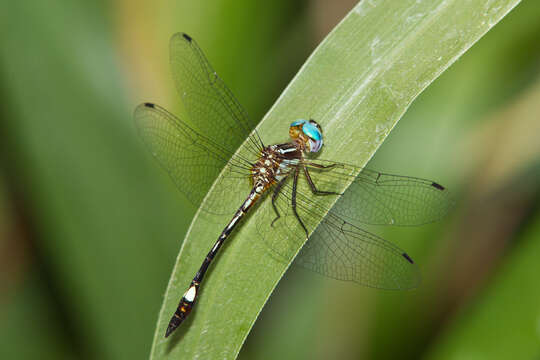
[144,102,155,108]
[165,313,183,338]
[182,33,192,42]
[431,182,445,191]
[402,253,414,264]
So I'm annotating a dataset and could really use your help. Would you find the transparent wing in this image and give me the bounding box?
[300,160,453,226]
[295,214,420,289]
[170,32,263,157]
[134,103,253,213]
[135,33,265,214]
[254,173,419,289]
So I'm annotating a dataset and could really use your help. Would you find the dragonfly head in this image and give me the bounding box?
[289,119,323,153]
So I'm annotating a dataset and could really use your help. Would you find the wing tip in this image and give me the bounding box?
[181,33,192,42]
[402,252,414,264]
[143,102,156,109]
[431,182,445,191]
[134,102,156,119]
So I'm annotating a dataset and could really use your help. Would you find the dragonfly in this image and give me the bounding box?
[134,33,452,338]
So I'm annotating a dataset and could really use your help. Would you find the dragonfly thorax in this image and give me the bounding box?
[251,144,302,187]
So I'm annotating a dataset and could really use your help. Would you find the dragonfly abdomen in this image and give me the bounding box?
[165,182,266,337]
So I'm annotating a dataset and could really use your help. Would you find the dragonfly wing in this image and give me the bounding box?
[303,160,453,226]
[254,174,419,289]
[295,214,420,289]
[169,33,263,157]
[134,103,252,214]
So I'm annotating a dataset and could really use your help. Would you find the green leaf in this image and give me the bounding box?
[151,0,521,358]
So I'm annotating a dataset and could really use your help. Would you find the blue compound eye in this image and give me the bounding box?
[302,122,322,141]
[290,119,323,152]
[290,119,307,127]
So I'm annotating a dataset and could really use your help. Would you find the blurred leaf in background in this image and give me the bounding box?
[0,0,310,359]
[1,0,539,359]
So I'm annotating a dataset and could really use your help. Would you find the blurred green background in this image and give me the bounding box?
[1,0,540,359]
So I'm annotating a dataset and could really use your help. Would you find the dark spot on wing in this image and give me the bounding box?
[431,182,445,191]
[402,253,414,264]
[144,102,155,108]
[182,33,192,42]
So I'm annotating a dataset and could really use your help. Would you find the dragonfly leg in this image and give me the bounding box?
[303,166,341,196]
[305,162,338,170]
[305,162,340,170]
[292,167,309,238]
[271,176,288,227]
